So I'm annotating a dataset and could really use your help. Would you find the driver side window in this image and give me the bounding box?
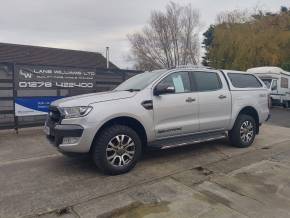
[158,72,191,93]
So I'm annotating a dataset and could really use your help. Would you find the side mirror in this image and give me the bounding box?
[154,84,175,96]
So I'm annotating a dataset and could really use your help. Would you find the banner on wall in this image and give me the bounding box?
[15,65,96,89]
[15,97,63,116]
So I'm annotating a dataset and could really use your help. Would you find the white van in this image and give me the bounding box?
[247,67,290,108]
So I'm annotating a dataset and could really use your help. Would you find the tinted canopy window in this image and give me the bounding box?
[193,72,222,91]
[228,73,262,88]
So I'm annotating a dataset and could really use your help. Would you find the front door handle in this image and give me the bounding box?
[185,97,196,103]
[219,95,227,99]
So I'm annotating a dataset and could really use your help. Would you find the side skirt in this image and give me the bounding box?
[148,131,227,150]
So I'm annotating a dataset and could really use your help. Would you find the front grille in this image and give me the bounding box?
[48,105,62,123]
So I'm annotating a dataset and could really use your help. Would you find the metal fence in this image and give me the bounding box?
[0,62,142,130]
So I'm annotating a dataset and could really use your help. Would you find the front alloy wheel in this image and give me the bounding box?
[106,135,135,167]
[92,125,142,175]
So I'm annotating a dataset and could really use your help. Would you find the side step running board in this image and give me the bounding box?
[148,131,227,150]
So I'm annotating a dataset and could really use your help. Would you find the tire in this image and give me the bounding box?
[229,114,256,148]
[92,125,142,175]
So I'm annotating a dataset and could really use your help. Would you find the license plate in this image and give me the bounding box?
[44,125,50,135]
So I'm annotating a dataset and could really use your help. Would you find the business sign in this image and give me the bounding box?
[15,65,96,89]
[15,97,63,116]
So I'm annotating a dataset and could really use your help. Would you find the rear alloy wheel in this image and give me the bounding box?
[240,120,254,144]
[229,114,256,148]
[92,125,142,175]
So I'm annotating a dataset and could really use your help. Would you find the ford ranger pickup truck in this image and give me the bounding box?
[45,66,270,175]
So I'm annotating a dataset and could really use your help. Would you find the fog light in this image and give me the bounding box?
[62,137,79,144]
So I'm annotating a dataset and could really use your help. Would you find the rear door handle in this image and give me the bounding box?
[186,97,196,103]
[219,95,227,99]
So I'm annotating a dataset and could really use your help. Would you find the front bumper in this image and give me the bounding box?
[45,119,96,153]
[45,105,96,153]
[46,123,84,147]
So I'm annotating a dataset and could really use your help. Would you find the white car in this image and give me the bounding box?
[45,66,270,174]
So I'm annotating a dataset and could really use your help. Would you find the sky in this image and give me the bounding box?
[0,0,289,69]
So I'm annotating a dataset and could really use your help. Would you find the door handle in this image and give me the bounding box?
[185,97,196,103]
[219,95,227,99]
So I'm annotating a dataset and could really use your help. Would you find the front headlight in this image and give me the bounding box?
[59,106,93,119]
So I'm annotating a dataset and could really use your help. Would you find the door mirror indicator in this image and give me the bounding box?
[154,84,175,96]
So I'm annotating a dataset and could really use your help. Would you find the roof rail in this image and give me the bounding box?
[170,64,213,70]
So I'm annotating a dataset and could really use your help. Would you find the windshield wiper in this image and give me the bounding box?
[124,89,141,92]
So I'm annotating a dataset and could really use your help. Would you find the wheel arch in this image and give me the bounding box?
[234,106,260,134]
[90,116,148,152]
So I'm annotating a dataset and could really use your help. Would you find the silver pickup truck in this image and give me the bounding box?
[45,66,270,175]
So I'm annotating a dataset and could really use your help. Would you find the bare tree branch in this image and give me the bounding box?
[128,1,201,70]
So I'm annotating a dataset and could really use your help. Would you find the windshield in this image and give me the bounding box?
[114,70,166,91]
[261,79,272,89]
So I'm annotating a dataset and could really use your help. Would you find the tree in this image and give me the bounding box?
[282,62,290,71]
[281,6,288,13]
[128,2,201,70]
[202,25,215,66]
[203,7,290,70]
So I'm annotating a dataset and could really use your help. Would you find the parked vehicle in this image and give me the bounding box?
[247,67,290,108]
[44,66,270,175]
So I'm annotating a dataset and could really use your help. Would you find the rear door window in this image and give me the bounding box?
[228,73,262,88]
[192,71,222,92]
